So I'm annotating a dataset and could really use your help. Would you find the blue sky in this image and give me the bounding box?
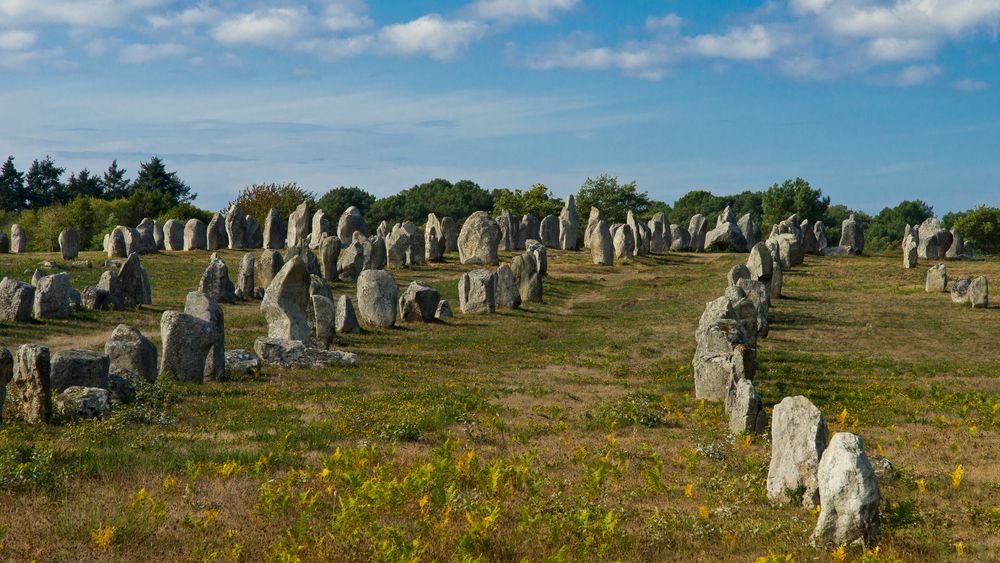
[2,0,998,214]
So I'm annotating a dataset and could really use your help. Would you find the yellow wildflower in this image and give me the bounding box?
[91,526,115,550]
[951,465,964,489]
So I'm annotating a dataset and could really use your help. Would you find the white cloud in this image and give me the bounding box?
[816,0,1000,39]
[0,30,36,50]
[119,42,187,64]
[148,4,220,30]
[526,38,668,80]
[866,37,936,61]
[892,64,941,86]
[954,78,988,91]
[212,7,306,46]
[470,0,578,22]
[297,35,374,61]
[379,15,485,60]
[322,0,374,32]
[688,25,784,60]
[0,0,165,27]
[646,13,683,31]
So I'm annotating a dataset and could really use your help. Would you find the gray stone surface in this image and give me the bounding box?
[261,256,311,344]
[106,324,158,383]
[198,255,237,304]
[254,337,359,369]
[459,269,496,314]
[738,214,760,248]
[286,201,311,248]
[335,295,361,334]
[670,224,691,251]
[356,269,398,328]
[310,209,329,248]
[969,275,988,308]
[159,311,215,383]
[50,349,109,393]
[319,236,340,281]
[12,344,51,423]
[399,281,440,322]
[10,224,25,253]
[811,433,881,546]
[207,213,228,251]
[337,205,366,245]
[725,378,766,435]
[225,349,261,376]
[689,214,708,252]
[225,205,248,249]
[539,215,559,248]
[558,195,579,250]
[33,272,72,319]
[458,211,500,265]
[613,224,634,259]
[135,218,157,254]
[235,253,255,300]
[264,208,286,250]
[185,291,226,381]
[337,239,365,282]
[494,264,521,309]
[184,218,207,250]
[839,213,865,255]
[163,219,184,250]
[257,250,284,295]
[512,252,542,303]
[59,228,80,260]
[364,234,387,271]
[435,299,453,319]
[400,222,424,266]
[767,395,828,507]
[311,294,336,347]
[526,239,547,275]
[55,387,111,420]
[591,221,614,265]
[496,210,519,251]
[0,277,35,321]
[519,213,540,250]
[925,263,947,293]
[81,286,110,311]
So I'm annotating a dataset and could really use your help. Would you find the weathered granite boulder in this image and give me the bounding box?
[669,224,690,251]
[584,207,601,249]
[946,229,965,259]
[198,255,237,304]
[264,208,286,250]
[705,207,748,252]
[400,222,424,266]
[184,218,207,250]
[133,218,156,254]
[917,218,950,260]
[813,221,828,252]
[106,324,158,383]
[50,349,109,393]
[494,264,521,310]
[442,216,459,252]
[648,218,669,253]
[253,337,359,369]
[80,286,110,311]
[519,214,540,250]
[207,213,228,251]
[903,226,918,269]
[225,205,247,249]
[160,311,215,383]
[257,250,284,297]
[426,214,447,258]
[613,224,634,259]
[310,209,330,249]
[746,243,773,284]
[284,245,321,277]
[688,215,708,252]
[725,378,766,435]
[458,211,500,266]
[119,252,152,308]
[337,239,365,282]
[107,228,127,258]
[335,295,361,334]
[261,256,311,344]
[526,239,547,275]
[626,211,646,256]
[363,234,387,271]
[799,220,818,255]
[539,215,559,248]
[185,291,225,381]
[838,213,865,255]
[811,433,881,546]
[55,387,111,420]
[286,201,311,248]
[767,395,828,507]
[950,277,971,303]
[512,253,542,303]
[319,236,340,281]
[0,277,35,321]
[33,272,72,319]
[337,205,366,245]
[235,253,255,300]
[311,294,335,348]
[356,270,398,328]
[925,263,947,293]
[591,221,614,265]
[969,275,988,309]
[436,299,453,319]
[386,225,410,269]
[246,215,263,248]
[738,214,760,248]
[10,224,26,253]
[163,219,184,250]
[398,281,440,322]
[425,223,443,263]
[59,228,80,260]
[12,344,51,423]
[558,195,579,250]
[459,269,496,314]
[496,210,520,252]
[771,233,804,270]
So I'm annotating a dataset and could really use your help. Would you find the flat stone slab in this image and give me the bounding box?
[253,337,359,369]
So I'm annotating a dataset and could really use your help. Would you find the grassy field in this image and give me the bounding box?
[0,247,997,561]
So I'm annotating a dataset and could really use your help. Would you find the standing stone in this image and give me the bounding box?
[526,239,547,275]
[648,218,668,253]
[96,270,124,310]
[235,253,255,300]
[12,345,51,422]
[425,224,443,263]
[225,205,248,249]
[946,229,965,259]
[107,228,127,258]
[310,209,329,248]
[558,195,579,250]
[458,211,500,266]
[767,396,828,507]
[591,221,614,266]
[33,272,71,319]
[160,311,215,383]
[746,243,773,284]
[335,295,361,334]
[511,253,542,303]
[366,235,387,271]
[811,433,881,547]
[442,217,459,252]
[257,250,284,297]
[135,218,157,254]
[400,222,425,266]
[398,281,440,322]
[153,220,165,249]
[770,248,783,298]
[356,269,398,328]
[496,211,520,252]
[319,236,340,281]
[386,226,410,269]
[337,206,366,245]
[670,224,691,251]
[951,277,972,303]
[814,221,828,253]
[494,264,521,309]
[199,255,237,304]
[725,378,766,435]
[207,213,228,251]
[916,218,948,260]
[261,256,311,344]
[425,214,446,256]
[584,207,601,249]
[839,214,865,255]
[284,245,321,277]
[0,277,35,321]
[0,347,11,423]
[185,291,225,381]
[264,208,286,250]
[163,219,184,250]
[184,219,207,250]
[627,211,646,256]
[800,220,818,255]
[11,224,26,253]
[106,324,158,383]
[337,239,365,282]
[81,287,110,311]
[539,215,559,248]
[286,202,311,248]
[459,269,496,314]
[58,228,80,260]
[50,349,110,393]
[969,276,988,309]
[925,263,947,293]
[311,294,336,348]
[0,233,8,253]
[689,215,708,252]
[705,206,748,252]
[519,214,540,249]
[903,226,918,268]
[738,214,761,248]
[613,225,634,259]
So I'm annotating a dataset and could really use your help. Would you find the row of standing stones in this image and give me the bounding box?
[901,217,990,308]
[691,219,882,549]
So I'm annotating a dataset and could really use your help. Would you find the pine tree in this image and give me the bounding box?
[24,155,66,209]
[66,169,105,199]
[0,156,26,211]
[103,160,131,199]
[131,157,192,203]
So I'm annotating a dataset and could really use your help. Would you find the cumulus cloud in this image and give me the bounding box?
[322,0,374,32]
[954,78,989,91]
[688,24,785,60]
[0,30,37,50]
[891,64,941,86]
[379,15,486,60]
[119,42,187,64]
[212,7,306,45]
[528,44,665,80]
[646,13,683,31]
[148,4,220,30]
[469,0,578,22]
[0,0,165,27]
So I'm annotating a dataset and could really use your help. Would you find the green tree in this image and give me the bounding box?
[492,184,563,218]
[103,160,131,199]
[316,186,376,224]
[865,200,934,252]
[228,182,315,225]
[24,156,66,208]
[668,190,724,225]
[131,157,193,205]
[367,179,493,226]
[0,156,26,212]
[954,206,1000,255]
[576,174,650,225]
[66,169,105,199]
[761,178,830,229]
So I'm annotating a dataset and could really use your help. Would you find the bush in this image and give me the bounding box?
[228,183,315,226]
[576,174,649,225]
[491,184,563,218]
[954,206,1000,255]
[316,186,376,225]
[761,178,829,231]
[367,179,492,227]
